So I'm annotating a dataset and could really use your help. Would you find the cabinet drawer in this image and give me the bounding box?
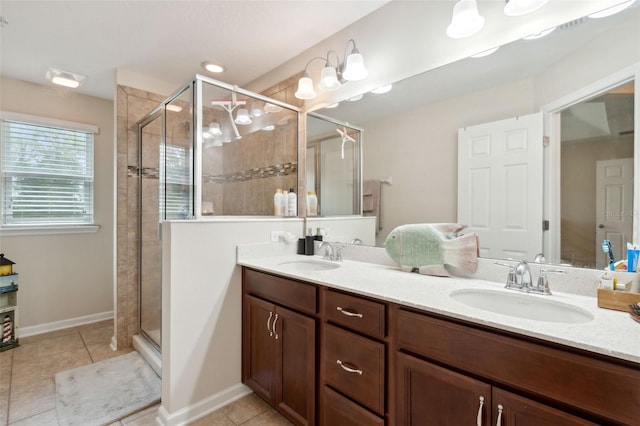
[323,323,385,415]
[243,268,316,315]
[320,386,384,426]
[395,308,640,425]
[323,289,385,339]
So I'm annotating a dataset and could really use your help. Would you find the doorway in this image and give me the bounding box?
[544,67,638,267]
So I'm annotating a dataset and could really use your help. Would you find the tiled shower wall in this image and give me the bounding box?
[115,75,303,349]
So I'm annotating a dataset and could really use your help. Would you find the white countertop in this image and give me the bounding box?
[238,252,640,364]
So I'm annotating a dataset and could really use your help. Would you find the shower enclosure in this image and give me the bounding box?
[136,75,299,353]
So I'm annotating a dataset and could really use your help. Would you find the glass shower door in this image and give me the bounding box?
[139,111,163,350]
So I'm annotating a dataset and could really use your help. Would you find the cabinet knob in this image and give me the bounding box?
[336,359,363,375]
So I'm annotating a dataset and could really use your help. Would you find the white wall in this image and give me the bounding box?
[0,76,115,332]
[159,218,303,425]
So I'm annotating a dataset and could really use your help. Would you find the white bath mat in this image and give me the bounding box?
[55,351,161,426]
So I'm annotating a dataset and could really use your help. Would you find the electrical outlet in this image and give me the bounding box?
[271,231,285,242]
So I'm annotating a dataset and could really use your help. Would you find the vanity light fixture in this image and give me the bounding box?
[503,0,549,17]
[264,103,283,113]
[234,108,252,125]
[250,104,265,118]
[45,67,86,88]
[201,61,225,73]
[202,122,222,140]
[294,38,368,100]
[470,46,500,58]
[446,0,485,39]
[588,0,636,18]
[371,84,393,94]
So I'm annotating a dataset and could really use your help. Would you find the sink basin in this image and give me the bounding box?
[277,259,341,272]
[449,289,594,324]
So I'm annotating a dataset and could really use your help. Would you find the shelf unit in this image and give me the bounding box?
[0,274,19,351]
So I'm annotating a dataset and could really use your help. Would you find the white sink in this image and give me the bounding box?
[277,259,341,272]
[449,288,594,324]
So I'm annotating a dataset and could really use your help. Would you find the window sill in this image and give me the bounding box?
[0,224,100,236]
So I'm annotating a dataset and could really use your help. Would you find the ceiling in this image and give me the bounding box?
[0,0,389,100]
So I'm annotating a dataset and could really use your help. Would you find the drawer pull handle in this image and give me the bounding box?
[267,311,273,336]
[336,307,363,318]
[272,314,279,340]
[495,404,503,426]
[336,359,363,375]
[476,396,484,426]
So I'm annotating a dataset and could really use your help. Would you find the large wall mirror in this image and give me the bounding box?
[306,113,362,216]
[316,4,639,269]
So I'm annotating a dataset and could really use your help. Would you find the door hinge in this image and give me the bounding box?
[542,220,550,231]
[543,136,550,147]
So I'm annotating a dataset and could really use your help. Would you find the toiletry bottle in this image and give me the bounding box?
[287,188,297,217]
[305,228,315,255]
[307,191,318,216]
[274,189,283,216]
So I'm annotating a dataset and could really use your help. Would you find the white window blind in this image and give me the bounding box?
[160,144,190,219]
[1,118,94,225]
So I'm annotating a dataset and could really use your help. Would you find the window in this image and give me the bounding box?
[1,114,95,226]
[160,144,191,220]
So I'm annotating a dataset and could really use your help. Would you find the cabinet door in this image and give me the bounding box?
[275,304,316,426]
[493,388,597,426]
[242,295,277,404]
[396,352,491,425]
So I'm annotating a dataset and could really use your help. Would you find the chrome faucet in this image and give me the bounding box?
[320,241,342,262]
[350,238,363,245]
[496,260,564,295]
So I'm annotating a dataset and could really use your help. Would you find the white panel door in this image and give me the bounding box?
[595,158,634,269]
[458,113,544,261]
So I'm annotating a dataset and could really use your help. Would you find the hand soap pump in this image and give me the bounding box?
[287,188,297,217]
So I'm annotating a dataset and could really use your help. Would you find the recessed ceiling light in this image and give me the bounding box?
[201,61,225,73]
[45,67,86,88]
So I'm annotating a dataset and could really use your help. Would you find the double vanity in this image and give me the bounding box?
[238,244,639,425]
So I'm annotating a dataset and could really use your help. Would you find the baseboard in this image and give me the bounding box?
[18,311,114,338]
[156,383,252,426]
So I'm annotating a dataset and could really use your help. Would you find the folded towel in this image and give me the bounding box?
[363,179,382,234]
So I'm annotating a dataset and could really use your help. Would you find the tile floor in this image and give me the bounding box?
[0,320,292,425]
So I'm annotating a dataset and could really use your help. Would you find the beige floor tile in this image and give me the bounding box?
[187,409,236,426]
[86,343,132,363]
[240,408,293,426]
[10,357,46,389]
[222,393,270,425]
[0,390,9,426]
[119,403,159,425]
[35,333,85,356]
[8,378,56,424]
[41,347,93,378]
[80,323,114,346]
[8,408,59,426]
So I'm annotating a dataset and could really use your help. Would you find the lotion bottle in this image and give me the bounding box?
[274,188,283,216]
[287,188,297,217]
[306,191,318,216]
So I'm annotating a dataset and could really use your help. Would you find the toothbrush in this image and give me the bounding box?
[602,240,615,271]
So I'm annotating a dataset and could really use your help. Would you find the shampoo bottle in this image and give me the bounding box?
[274,189,283,216]
[287,188,297,217]
[306,191,318,216]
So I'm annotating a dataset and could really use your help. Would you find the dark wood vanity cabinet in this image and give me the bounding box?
[242,269,317,425]
[242,267,639,426]
[319,288,388,425]
[395,307,639,426]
